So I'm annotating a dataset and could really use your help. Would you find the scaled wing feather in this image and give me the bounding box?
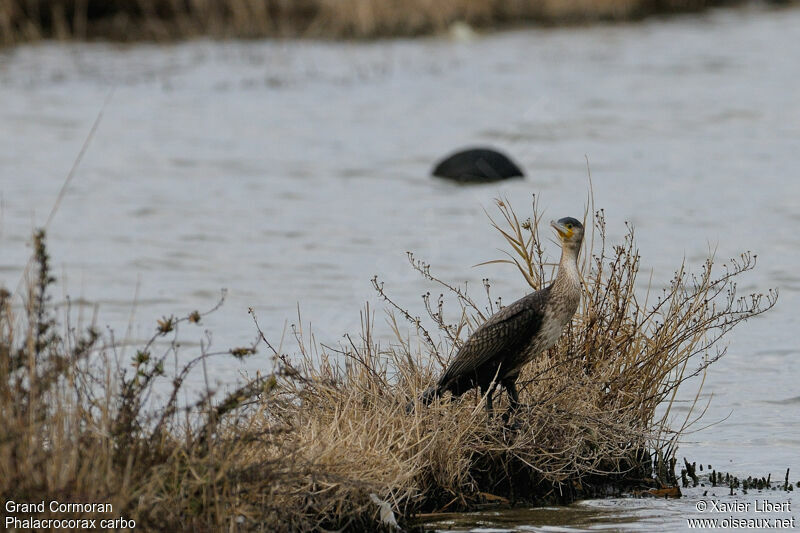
[438,290,547,386]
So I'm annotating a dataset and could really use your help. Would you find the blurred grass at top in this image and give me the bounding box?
[0,0,752,45]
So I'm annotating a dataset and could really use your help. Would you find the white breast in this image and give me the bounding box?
[539,309,570,349]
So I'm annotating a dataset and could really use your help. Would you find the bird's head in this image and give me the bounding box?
[550,217,584,253]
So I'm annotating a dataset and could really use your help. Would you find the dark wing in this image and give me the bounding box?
[438,288,548,386]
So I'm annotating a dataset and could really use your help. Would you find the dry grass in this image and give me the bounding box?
[0,197,776,531]
[1,0,732,45]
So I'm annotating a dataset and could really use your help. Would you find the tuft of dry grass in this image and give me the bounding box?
[1,0,735,45]
[0,196,776,531]
[255,195,776,526]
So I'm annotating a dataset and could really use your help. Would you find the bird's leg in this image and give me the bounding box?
[502,378,520,411]
[484,383,497,419]
[501,378,522,429]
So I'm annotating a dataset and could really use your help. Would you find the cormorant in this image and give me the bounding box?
[410,217,584,415]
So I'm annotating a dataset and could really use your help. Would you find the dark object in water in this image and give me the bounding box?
[432,147,524,183]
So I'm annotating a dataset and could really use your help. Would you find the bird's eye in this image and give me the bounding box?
[566,223,573,229]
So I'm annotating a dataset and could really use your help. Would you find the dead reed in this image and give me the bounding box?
[1,0,733,45]
[0,196,776,531]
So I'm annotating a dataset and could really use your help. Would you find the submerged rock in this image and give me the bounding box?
[432,147,524,183]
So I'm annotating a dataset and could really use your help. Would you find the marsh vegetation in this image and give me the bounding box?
[1,0,742,45]
[0,198,776,531]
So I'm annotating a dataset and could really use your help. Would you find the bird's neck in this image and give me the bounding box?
[554,245,581,291]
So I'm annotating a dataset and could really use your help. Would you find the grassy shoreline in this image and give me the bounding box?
[1,199,777,530]
[1,0,749,46]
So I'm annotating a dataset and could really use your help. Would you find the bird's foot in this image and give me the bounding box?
[501,409,523,430]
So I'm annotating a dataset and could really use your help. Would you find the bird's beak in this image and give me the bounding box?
[550,220,570,240]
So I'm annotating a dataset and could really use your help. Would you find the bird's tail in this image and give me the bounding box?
[405,385,439,414]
